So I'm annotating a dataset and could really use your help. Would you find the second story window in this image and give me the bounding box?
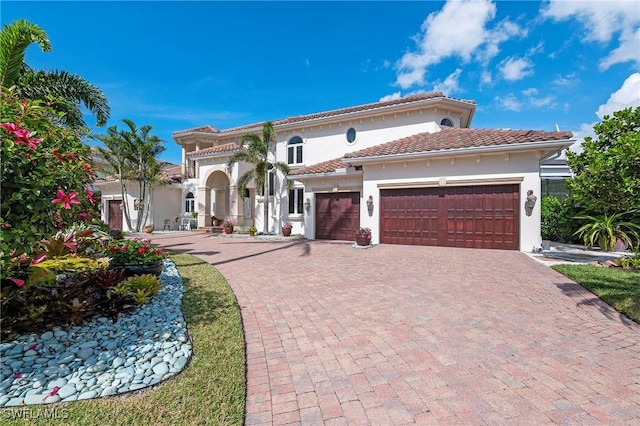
[287,136,303,165]
[440,118,454,127]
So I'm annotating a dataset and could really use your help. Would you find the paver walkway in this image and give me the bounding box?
[149,232,640,425]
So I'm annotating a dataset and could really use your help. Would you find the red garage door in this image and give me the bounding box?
[316,192,361,241]
[380,185,519,250]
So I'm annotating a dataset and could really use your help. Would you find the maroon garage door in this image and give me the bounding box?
[316,192,361,241]
[380,185,519,250]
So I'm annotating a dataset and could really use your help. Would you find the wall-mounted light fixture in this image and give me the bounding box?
[366,195,374,217]
[524,189,537,216]
[304,198,311,213]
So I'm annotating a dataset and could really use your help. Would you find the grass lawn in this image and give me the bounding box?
[552,264,640,323]
[3,252,246,425]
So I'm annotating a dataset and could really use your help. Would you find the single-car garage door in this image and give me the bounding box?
[380,184,519,250]
[316,192,360,241]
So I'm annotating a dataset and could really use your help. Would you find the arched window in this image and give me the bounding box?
[185,192,195,213]
[287,136,303,165]
[440,118,454,127]
[346,127,357,144]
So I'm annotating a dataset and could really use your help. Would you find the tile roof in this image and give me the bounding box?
[174,92,474,136]
[186,142,242,158]
[173,125,219,136]
[289,158,346,176]
[291,128,573,176]
[343,128,574,159]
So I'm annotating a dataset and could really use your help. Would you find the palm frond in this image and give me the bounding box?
[0,19,51,87]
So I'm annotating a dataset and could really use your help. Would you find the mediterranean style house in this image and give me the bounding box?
[167,92,574,251]
[95,93,573,250]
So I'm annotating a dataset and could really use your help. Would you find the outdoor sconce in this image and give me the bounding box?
[304,198,311,214]
[524,189,537,217]
[366,195,374,217]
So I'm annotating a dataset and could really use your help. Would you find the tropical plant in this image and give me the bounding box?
[615,253,640,270]
[566,107,640,215]
[222,219,234,228]
[93,119,166,232]
[226,122,291,234]
[106,238,167,266]
[541,196,563,241]
[0,89,98,285]
[111,274,162,304]
[0,19,110,128]
[248,226,257,233]
[573,211,640,251]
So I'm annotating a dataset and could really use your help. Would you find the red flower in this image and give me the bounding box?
[13,371,21,379]
[85,188,96,206]
[2,222,10,229]
[0,122,18,132]
[9,277,25,287]
[49,386,60,397]
[52,150,65,162]
[28,344,38,351]
[51,189,81,209]
[121,244,128,251]
[77,212,90,220]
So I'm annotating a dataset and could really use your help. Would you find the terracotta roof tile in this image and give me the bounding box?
[343,128,574,159]
[173,125,219,136]
[289,158,346,176]
[175,92,474,136]
[186,142,242,157]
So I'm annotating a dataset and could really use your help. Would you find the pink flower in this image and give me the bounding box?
[0,122,18,132]
[9,277,25,287]
[28,344,38,351]
[85,188,95,206]
[52,150,65,162]
[51,189,81,209]
[77,212,90,220]
[49,386,60,397]
[13,371,21,379]
[9,128,42,150]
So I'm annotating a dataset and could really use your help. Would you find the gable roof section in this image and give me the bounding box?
[290,158,345,176]
[291,128,574,176]
[186,142,242,158]
[344,128,573,159]
[174,92,475,137]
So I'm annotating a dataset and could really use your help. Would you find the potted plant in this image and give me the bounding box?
[355,227,372,246]
[282,222,292,237]
[248,226,257,237]
[143,224,154,234]
[573,211,640,252]
[106,238,167,277]
[190,211,198,230]
[222,219,234,234]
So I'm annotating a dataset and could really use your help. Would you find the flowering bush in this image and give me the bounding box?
[106,239,167,266]
[282,222,293,230]
[1,89,99,284]
[357,227,372,239]
[222,219,234,228]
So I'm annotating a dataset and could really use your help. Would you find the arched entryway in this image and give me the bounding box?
[198,170,230,227]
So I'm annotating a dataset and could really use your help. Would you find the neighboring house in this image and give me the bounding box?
[172,92,574,250]
[93,161,183,232]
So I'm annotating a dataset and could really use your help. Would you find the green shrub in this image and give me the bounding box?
[111,274,162,304]
[615,252,640,270]
[541,196,563,241]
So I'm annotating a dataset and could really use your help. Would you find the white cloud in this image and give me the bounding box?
[496,94,522,111]
[481,70,493,85]
[596,72,640,119]
[553,73,577,86]
[379,92,402,102]
[500,57,534,81]
[600,27,640,70]
[395,0,524,88]
[432,69,463,94]
[541,0,640,69]
[569,73,640,152]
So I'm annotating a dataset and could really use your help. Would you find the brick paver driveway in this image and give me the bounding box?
[150,233,640,424]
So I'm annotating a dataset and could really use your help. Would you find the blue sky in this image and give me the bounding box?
[3,1,639,164]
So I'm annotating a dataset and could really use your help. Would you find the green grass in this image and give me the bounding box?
[3,253,246,425]
[552,264,640,323]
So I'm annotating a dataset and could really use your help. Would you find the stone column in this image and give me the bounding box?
[197,186,210,228]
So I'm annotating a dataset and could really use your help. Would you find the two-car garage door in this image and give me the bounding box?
[380,184,519,250]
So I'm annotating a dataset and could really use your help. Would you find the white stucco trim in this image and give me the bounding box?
[344,139,573,164]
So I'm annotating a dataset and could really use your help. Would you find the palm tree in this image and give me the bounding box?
[227,122,291,234]
[94,119,166,232]
[0,19,109,128]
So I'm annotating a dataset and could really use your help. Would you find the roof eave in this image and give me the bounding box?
[343,139,575,165]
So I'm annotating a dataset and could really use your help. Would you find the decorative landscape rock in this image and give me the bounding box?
[0,260,192,406]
